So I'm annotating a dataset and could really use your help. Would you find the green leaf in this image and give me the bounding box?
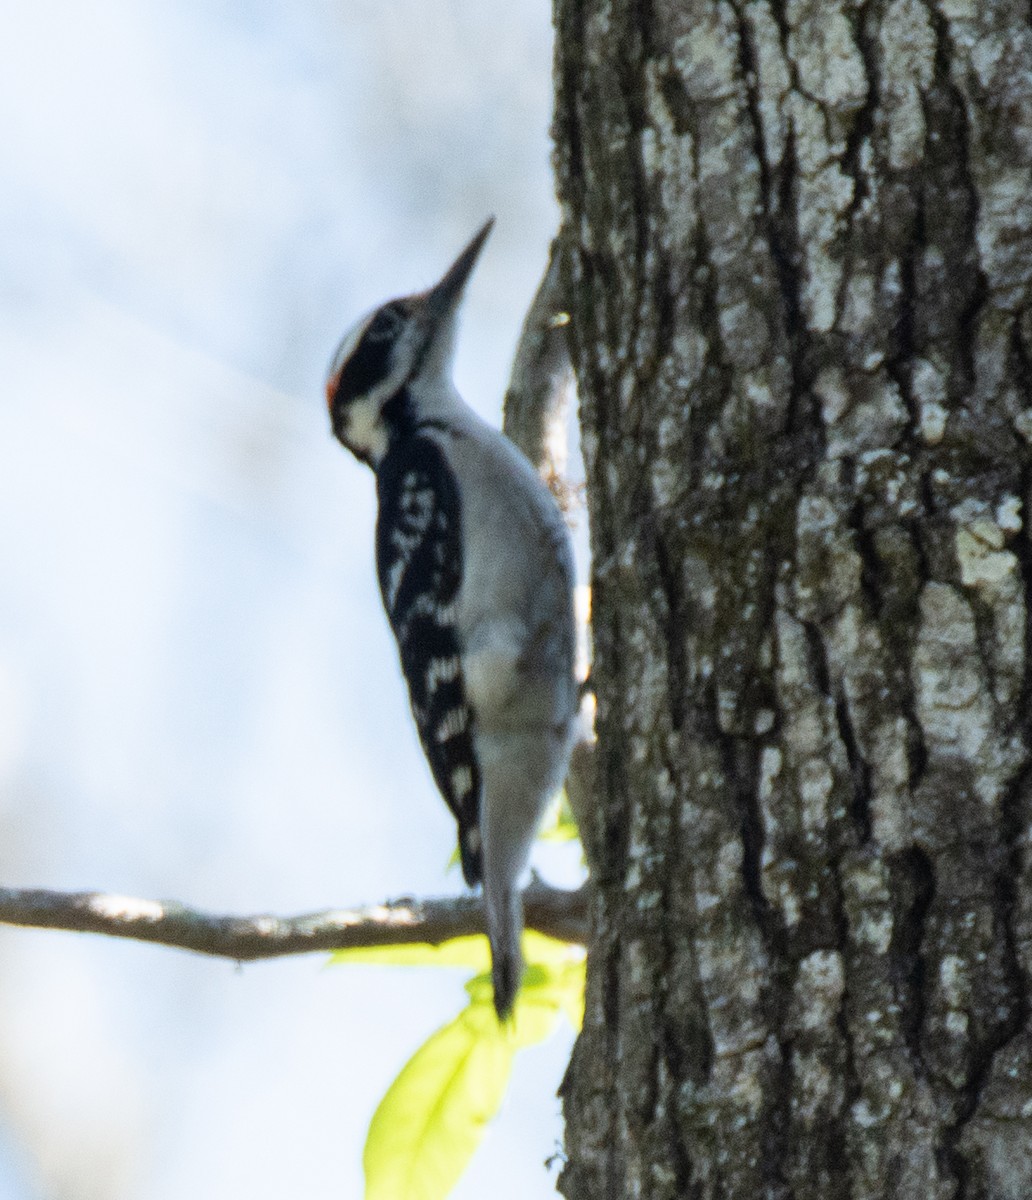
[518,935,587,1029]
[550,961,587,1029]
[360,933,586,1200]
[331,935,491,970]
[521,930,583,969]
[456,967,564,1048]
[506,984,563,1046]
[332,930,582,973]
[536,789,581,843]
[364,999,516,1200]
[519,953,586,1032]
[333,931,587,1029]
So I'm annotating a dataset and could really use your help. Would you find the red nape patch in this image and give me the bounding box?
[325,374,338,414]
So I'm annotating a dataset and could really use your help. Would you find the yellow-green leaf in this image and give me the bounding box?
[507,987,562,1046]
[552,961,587,1028]
[516,955,586,1034]
[363,1001,515,1200]
[332,930,581,974]
[521,930,584,969]
[331,935,491,971]
[536,789,581,843]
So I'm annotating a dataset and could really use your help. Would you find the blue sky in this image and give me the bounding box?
[0,4,581,1197]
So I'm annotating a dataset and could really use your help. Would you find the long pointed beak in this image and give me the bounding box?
[423,217,495,323]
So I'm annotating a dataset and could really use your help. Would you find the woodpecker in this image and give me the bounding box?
[325,220,577,1018]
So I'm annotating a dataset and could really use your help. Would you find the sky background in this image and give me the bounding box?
[0,3,582,1197]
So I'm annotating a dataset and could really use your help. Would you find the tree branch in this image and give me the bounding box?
[0,880,588,962]
[502,238,577,508]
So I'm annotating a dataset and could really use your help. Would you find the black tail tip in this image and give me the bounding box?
[492,954,520,1022]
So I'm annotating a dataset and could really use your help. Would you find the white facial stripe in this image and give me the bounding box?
[341,395,390,464]
[327,300,432,466]
[327,311,374,384]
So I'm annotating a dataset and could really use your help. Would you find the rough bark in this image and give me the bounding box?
[552,1,1032,1197]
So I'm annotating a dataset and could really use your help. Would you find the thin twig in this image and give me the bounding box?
[0,881,588,961]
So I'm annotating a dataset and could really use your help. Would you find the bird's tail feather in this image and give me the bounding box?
[486,883,523,1020]
[477,730,565,1020]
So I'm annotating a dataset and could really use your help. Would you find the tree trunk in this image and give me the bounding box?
[552,1,1032,1197]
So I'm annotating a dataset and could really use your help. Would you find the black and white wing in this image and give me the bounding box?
[375,432,482,885]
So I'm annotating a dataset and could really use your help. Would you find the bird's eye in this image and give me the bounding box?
[366,303,404,342]
[327,302,407,409]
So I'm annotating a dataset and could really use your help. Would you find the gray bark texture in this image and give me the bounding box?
[552,1,1032,1197]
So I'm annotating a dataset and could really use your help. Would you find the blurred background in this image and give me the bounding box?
[0,2,582,1196]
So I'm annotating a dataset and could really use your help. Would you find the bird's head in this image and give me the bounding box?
[325,218,494,468]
